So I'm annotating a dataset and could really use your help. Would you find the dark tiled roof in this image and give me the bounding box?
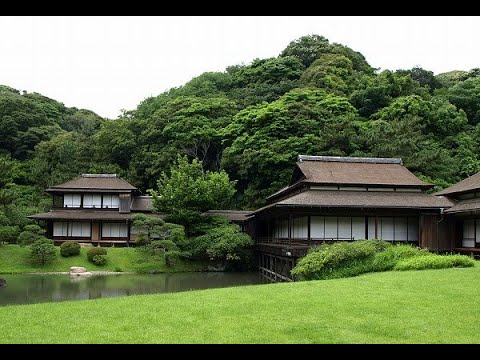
[131,196,154,212]
[435,172,480,196]
[29,210,136,221]
[254,190,454,214]
[297,159,431,187]
[204,210,253,222]
[444,198,480,214]
[47,174,137,192]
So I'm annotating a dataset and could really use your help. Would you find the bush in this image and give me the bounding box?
[292,241,477,281]
[60,241,81,257]
[372,245,428,271]
[134,232,150,246]
[395,254,475,271]
[17,224,46,246]
[87,247,107,263]
[30,238,57,265]
[292,240,387,280]
[188,224,254,265]
[0,225,19,244]
[91,255,107,266]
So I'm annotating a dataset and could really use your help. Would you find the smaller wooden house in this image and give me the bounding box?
[29,174,157,245]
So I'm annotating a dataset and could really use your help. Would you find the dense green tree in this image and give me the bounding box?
[30,238,57,265]
[222,88,359,207]
[228,56,304,106]
[150,156,236,233]
[94,119,137,169]
[300,54,354,95]
[446,77,480,124]
[30,132,93,189]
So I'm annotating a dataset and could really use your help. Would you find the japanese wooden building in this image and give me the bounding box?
[435,172,480,253]
[248,155,455,280]
[29,174,156,245]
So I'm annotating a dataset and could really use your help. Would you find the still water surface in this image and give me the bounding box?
[0,272,265,306]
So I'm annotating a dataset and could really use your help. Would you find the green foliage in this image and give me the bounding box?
[446,77,480,124]
[60,241,81,257]
[29,238,57,265]
[91,255,107,266]
[87,247,107,263]
[17,224,45,246]
[134,233,150,246]
[395,254,475,271]
[222,88,358,207]
[188,223,254,267]
[150,156,236,231]
[2,33,480,214]
[0,225,20,244]
[292,241,474,281]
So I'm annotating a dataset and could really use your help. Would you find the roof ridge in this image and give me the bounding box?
[81,174,117,178]
[298,155,403,165]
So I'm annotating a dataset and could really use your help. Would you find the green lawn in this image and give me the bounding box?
[0,245,206,274]
[1,265,479,343]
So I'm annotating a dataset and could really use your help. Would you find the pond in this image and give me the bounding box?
[0,272,265,306]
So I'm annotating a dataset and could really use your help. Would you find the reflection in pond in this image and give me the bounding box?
[0,273,265,306]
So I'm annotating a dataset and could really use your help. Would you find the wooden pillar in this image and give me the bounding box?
[288,213,293,244]
[375,216,379,239]
[126,220,131,247]
[307,215,311,245]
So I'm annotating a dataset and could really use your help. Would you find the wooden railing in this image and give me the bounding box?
[256,237,355,247]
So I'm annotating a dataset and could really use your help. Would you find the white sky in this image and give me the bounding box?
[0,16,478,119]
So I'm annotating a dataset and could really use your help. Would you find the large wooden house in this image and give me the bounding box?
[435,172,480,252]
[29,174,155,245]
[250,155,455,267]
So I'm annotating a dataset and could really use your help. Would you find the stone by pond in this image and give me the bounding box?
[0,272,265,306]
[0,278,6,288]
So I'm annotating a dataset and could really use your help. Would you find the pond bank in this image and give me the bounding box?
[0,245,208,274]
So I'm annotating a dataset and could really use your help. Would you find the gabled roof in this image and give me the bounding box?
[443,197,480,214]
[46,174,137,193]
[268,155,432,202]
[203,210,253,222]
[131,196,154,212]
[435,172,480,197]
[296,155,430,187]
[255,190,454,214]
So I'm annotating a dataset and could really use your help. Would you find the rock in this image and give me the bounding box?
[70,266,87,273]
[207,263,226,272]
[0,278,6,288]
[70,271,92,277]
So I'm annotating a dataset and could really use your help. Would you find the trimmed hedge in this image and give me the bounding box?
[91,255,107,266]
[395,254,475,271]
[60,241,81,257]
[87,247,107,263]
[292,240,476,281]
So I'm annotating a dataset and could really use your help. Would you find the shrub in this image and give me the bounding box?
[165,250,182,267]
[188,224,254,264]
[60,241,81,257]
[292,240,386,280]
[114,267,123,272]
[30,238,57,265]
[134,232,150,246]
[0,225,19,244]
[395,254,475,271]
[17,224,46,246]
[92,255,107,266]
[87,247,107,263]
[372,244,428,271]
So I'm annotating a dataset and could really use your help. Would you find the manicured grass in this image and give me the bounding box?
[1,265,479,343]
[0,245,206,274]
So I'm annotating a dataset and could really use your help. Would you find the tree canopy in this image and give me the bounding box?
[1,33,480,228]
